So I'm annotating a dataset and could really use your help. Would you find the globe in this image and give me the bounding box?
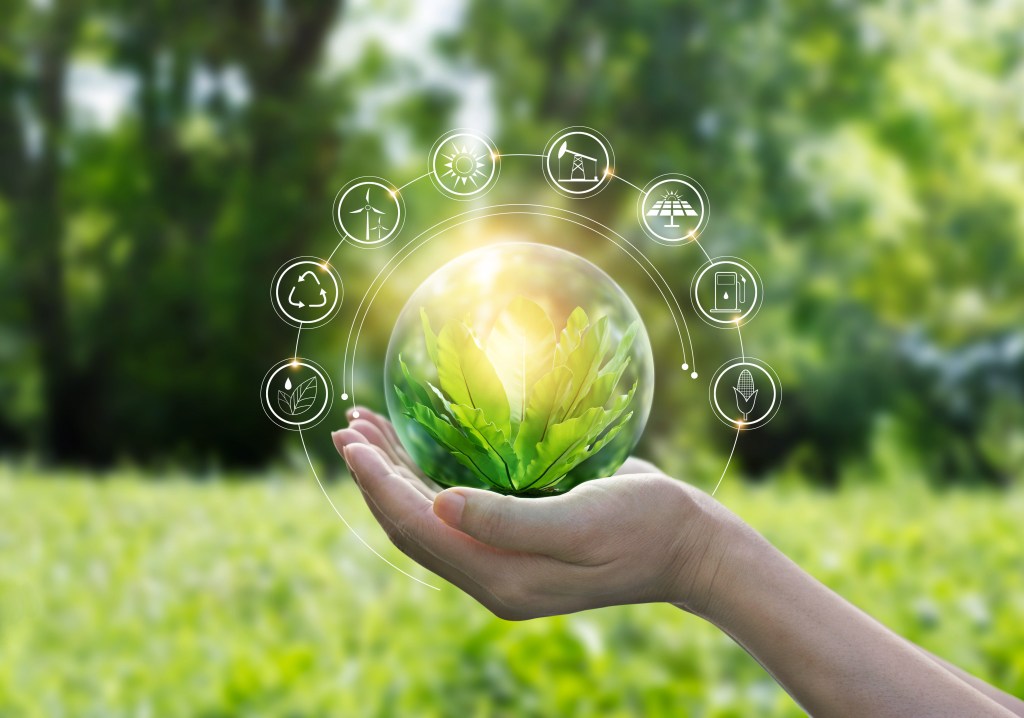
[384,243,654,496]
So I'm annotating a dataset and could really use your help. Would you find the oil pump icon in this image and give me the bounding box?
[287,271,328,309]
[711,271,747,313]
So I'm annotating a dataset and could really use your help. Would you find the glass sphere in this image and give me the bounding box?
[385,243,654,496]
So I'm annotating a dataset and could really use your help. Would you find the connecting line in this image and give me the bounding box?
[736,323,745,362]
[497,153,544,157]
[611,173,644,193]
[693,238,713,263]
[297,427,441,591]
[325,240,345,265]
[294,327,302,359]
[396,171,433,193]
[711,428,741,497]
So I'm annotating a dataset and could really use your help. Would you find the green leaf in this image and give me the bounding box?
[399,356,435,409]
[436,320,511,433]
[420,308,439,366]
[394,385,501,487]
[484,297,555,427]
[520,383,636,491]
[404,300,641,495]
[554,306,589,366]
[557,316,612,420]
[512,365,573,475]
[574,321,638,414]
[447,403,517,490]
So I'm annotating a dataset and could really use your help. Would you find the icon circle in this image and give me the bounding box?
[271,257,343,328]
[332,176,405,247]
[429,129,500,199]
[542,126,614,198]
[708,357,781,430]
[637,173,709,244]
[690,256,763,328]
[261,358,334,431]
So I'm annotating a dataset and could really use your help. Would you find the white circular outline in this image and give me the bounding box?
[709,358,781,430]
[271,258,343,328]
[542,126,614,198]
[429,129,500,199]
[332,177,405,248]
[339,203,700,412]
[261,358,333,430]
[691,257,763,328]
[637,174,710,244]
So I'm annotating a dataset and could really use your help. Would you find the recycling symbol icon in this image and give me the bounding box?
[271,257,343,328]
[287,271,328,309]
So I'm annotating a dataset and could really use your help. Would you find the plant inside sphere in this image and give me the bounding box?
[384,243,654,496]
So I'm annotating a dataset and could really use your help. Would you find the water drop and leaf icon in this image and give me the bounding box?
[278,376,318,416]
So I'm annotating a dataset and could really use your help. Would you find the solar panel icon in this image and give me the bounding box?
[646,189,699,228]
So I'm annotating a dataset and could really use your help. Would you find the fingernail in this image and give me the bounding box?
[433,489,465,527]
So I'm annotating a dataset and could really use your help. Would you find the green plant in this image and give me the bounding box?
[394,297,638,495]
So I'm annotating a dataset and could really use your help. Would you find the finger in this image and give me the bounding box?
[432,486,591,558]
[348,406,402,449]
[346,458,507,608]
[333,429,436,499]
[348,418,406,467]
[348,408,442,491]
[616,457,662,476]
[344,444,518,578]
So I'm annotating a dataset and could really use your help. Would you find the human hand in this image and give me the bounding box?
[332,408,742,620]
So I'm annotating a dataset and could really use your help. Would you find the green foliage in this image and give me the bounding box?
[396,299,637,495]
[2,468,1022,717]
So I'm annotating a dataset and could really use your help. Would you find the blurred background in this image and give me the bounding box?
[1,0,1023,715]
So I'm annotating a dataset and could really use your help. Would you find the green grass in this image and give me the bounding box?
[1,465,1022,717]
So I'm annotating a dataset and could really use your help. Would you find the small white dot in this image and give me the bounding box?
[681,363,689,371]
[352,411,360,419]
[341,393,348,401]
[690,371,699,379]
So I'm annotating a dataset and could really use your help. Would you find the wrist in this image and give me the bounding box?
[664,486,774,623]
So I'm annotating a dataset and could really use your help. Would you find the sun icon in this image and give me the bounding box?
[440,143,488,188]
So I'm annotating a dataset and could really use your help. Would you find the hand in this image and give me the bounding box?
[332,408,740,620]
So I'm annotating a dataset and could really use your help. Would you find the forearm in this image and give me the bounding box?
[683,522,1016,717]
[914,646,1024,716]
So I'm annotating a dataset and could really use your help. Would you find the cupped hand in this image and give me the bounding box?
[333,408,739,620]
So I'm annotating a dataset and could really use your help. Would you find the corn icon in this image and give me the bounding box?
[734,369,758,421]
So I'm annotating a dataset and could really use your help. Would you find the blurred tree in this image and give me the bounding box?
[1,0,344,463]
[1,0,1022,481]
[444,0,1024,482]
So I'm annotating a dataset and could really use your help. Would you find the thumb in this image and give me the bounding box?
[433,487,577,555]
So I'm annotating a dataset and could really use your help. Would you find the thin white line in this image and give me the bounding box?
[498,153,544,157]
[348,207,693,397]
[298,427,441,590]
[341,205,696,401]
[694,238,713,263]
[736,324,745,361]
[612,174,644,193]
[294,327,302,359]
[325,240,344,264]
[711,428,741,497]
[396,171,432,193]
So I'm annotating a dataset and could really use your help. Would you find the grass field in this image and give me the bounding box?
[1,464,1022,717]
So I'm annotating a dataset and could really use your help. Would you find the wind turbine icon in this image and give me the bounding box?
[349,188,386,242]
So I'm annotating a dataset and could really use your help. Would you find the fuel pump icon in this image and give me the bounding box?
[712,271,747,313]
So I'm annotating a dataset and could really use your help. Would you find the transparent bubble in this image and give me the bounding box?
[385,243,654,496]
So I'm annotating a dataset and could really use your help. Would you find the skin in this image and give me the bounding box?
[333,407,1024,717]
